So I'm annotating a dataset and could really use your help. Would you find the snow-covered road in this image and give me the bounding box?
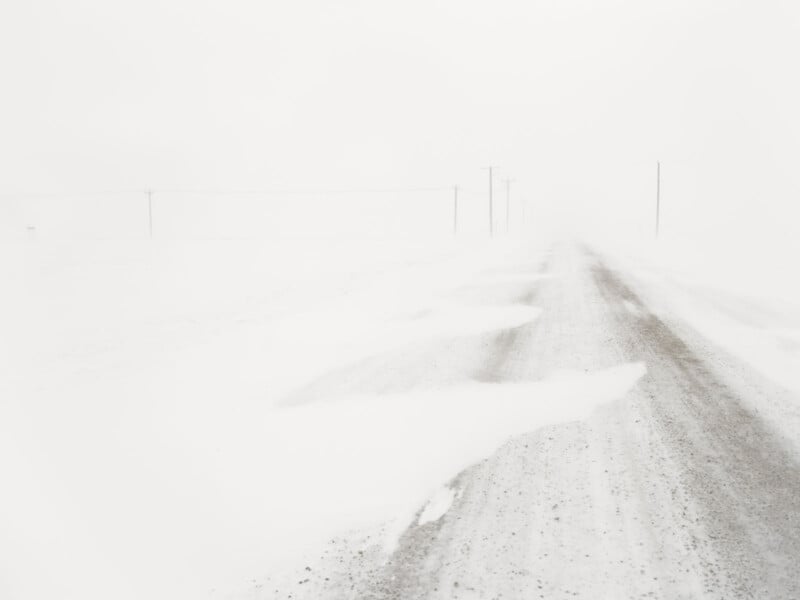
[270,243,800,600]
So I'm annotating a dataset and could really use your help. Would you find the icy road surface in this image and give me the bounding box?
[267,244,800,600]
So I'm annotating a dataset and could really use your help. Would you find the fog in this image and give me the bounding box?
[4,3,800,600]
[3,0,800,241]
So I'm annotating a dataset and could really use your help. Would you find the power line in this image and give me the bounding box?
[0,189,144,199]
[129,186,453,196]
[0,186,453,198]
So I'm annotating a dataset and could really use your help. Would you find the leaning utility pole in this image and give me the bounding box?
[453,185,459,234]
[504,178,514,234]
[483,166,496,237]
[655,161,661,238]
[147,189,154,239]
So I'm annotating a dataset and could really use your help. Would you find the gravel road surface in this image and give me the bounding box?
[268,244,800,600]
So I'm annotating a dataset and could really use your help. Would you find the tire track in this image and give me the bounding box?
[591,257,800,599]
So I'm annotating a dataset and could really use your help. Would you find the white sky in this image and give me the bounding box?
[2,0,800,240]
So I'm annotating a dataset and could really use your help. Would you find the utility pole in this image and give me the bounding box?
[453,185,459,235]
[655,161,660,238]
[504,178,514,234]
[483,166,496,237]
[147,189,154,239]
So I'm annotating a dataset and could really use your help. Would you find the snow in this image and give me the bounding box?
[622,299,641,316]
[417,486,457,526]
[596,235,800,455]
[0,235,646,600]
[258,362,646,555]
[6,231,800,600]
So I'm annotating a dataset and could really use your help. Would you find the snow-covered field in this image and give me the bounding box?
[0,235,623,600]
[4,234,800,599]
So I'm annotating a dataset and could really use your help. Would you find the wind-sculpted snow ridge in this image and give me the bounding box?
[262,244,800,600]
